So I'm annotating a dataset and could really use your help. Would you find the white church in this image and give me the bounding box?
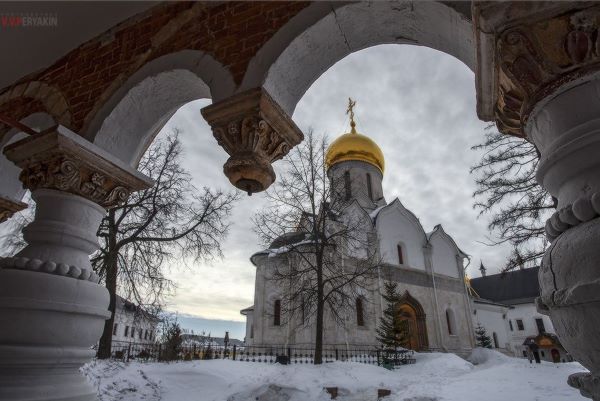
[241,106,477,356]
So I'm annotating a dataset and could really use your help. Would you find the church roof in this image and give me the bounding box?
[324,99,385,173]
[469,267,540,305]
[325,129,385,173]
[240,306,254,315]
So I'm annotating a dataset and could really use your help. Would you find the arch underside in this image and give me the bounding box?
[258,1,474,115]
[89,50,234,167]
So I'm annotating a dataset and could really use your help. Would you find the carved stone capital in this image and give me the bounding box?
[475,3,600,137]
[3,126,153,208]
[0,195,26,223]
[201,88,304,194]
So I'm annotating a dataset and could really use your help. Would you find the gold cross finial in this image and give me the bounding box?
[346,97,357,134]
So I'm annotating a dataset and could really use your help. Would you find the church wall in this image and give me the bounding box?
[251,254,287,346]
[243,312,254,345]
[430,234,461,278]
[472,301,511,350]
[391,281,441,349]
[435,288,475,354]
[248,254,474,356]
[376,208,427,271]
[380,265,473,353]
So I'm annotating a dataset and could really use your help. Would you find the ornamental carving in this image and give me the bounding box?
[494,6,600,137]
[19,156,129,208]
[202,88,304,194]
[3,127,153,208]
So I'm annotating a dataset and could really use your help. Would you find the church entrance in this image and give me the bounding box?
[397,304,419,350]
[396,292,429,351]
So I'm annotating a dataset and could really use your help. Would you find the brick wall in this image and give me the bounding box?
[0,1,309,136]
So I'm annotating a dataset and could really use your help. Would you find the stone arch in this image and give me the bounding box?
[246,1,474,115]
[396,290,429,351]
[87,50,235,166]
[0,81,71,130]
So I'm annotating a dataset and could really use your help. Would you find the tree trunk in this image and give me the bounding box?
[314,256,324,364]
[97,211,118,359]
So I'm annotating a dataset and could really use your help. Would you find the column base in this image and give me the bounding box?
[0,269,109,401]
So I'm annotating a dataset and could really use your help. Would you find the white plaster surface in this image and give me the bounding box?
[93,68,212,166]
[473,301,510,350]
[375,199,427,270]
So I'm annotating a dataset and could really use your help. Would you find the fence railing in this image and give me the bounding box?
[108,341,415,367]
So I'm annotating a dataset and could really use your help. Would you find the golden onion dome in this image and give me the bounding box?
[325,99,385,174]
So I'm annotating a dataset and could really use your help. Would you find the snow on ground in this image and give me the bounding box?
[83,349,588,401]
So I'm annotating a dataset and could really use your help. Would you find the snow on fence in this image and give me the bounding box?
[108,341,415,366]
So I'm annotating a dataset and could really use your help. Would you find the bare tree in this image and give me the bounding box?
[470,127,554,271]
[253,131,380,364]
[0,130,238,358]
[93,130,239,358]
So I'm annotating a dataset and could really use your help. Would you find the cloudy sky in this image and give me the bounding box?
[156,44,512,340]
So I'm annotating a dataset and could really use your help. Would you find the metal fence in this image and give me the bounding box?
[109,341,415,366]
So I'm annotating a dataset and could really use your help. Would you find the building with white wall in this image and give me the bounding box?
[111,296,160,345]
[470,267,571,362]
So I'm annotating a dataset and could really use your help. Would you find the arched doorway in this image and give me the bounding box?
[551,349,561,363]
[396,291,428,351]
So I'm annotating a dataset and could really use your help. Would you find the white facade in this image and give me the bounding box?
[506,303,555,358]
[111,296,159,345]
[472,299,511,351]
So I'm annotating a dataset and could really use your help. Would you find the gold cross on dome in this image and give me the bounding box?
[346,97,357,133]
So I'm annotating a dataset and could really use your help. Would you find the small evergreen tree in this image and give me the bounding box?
[475,323,493,349]
[162,321,183,361]
[376,282,409,350]
[202,332,214,360]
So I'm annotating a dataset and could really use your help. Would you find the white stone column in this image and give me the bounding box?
[0,127,151,401]
[527,78,600,400]
[474,3,600,397]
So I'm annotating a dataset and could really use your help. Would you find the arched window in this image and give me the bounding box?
[274,299,281,326]
[366,173,373,200]
[446,308,456,335]
[356,298,365,326]
[397,244,404,265]
[344,171,352,200]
